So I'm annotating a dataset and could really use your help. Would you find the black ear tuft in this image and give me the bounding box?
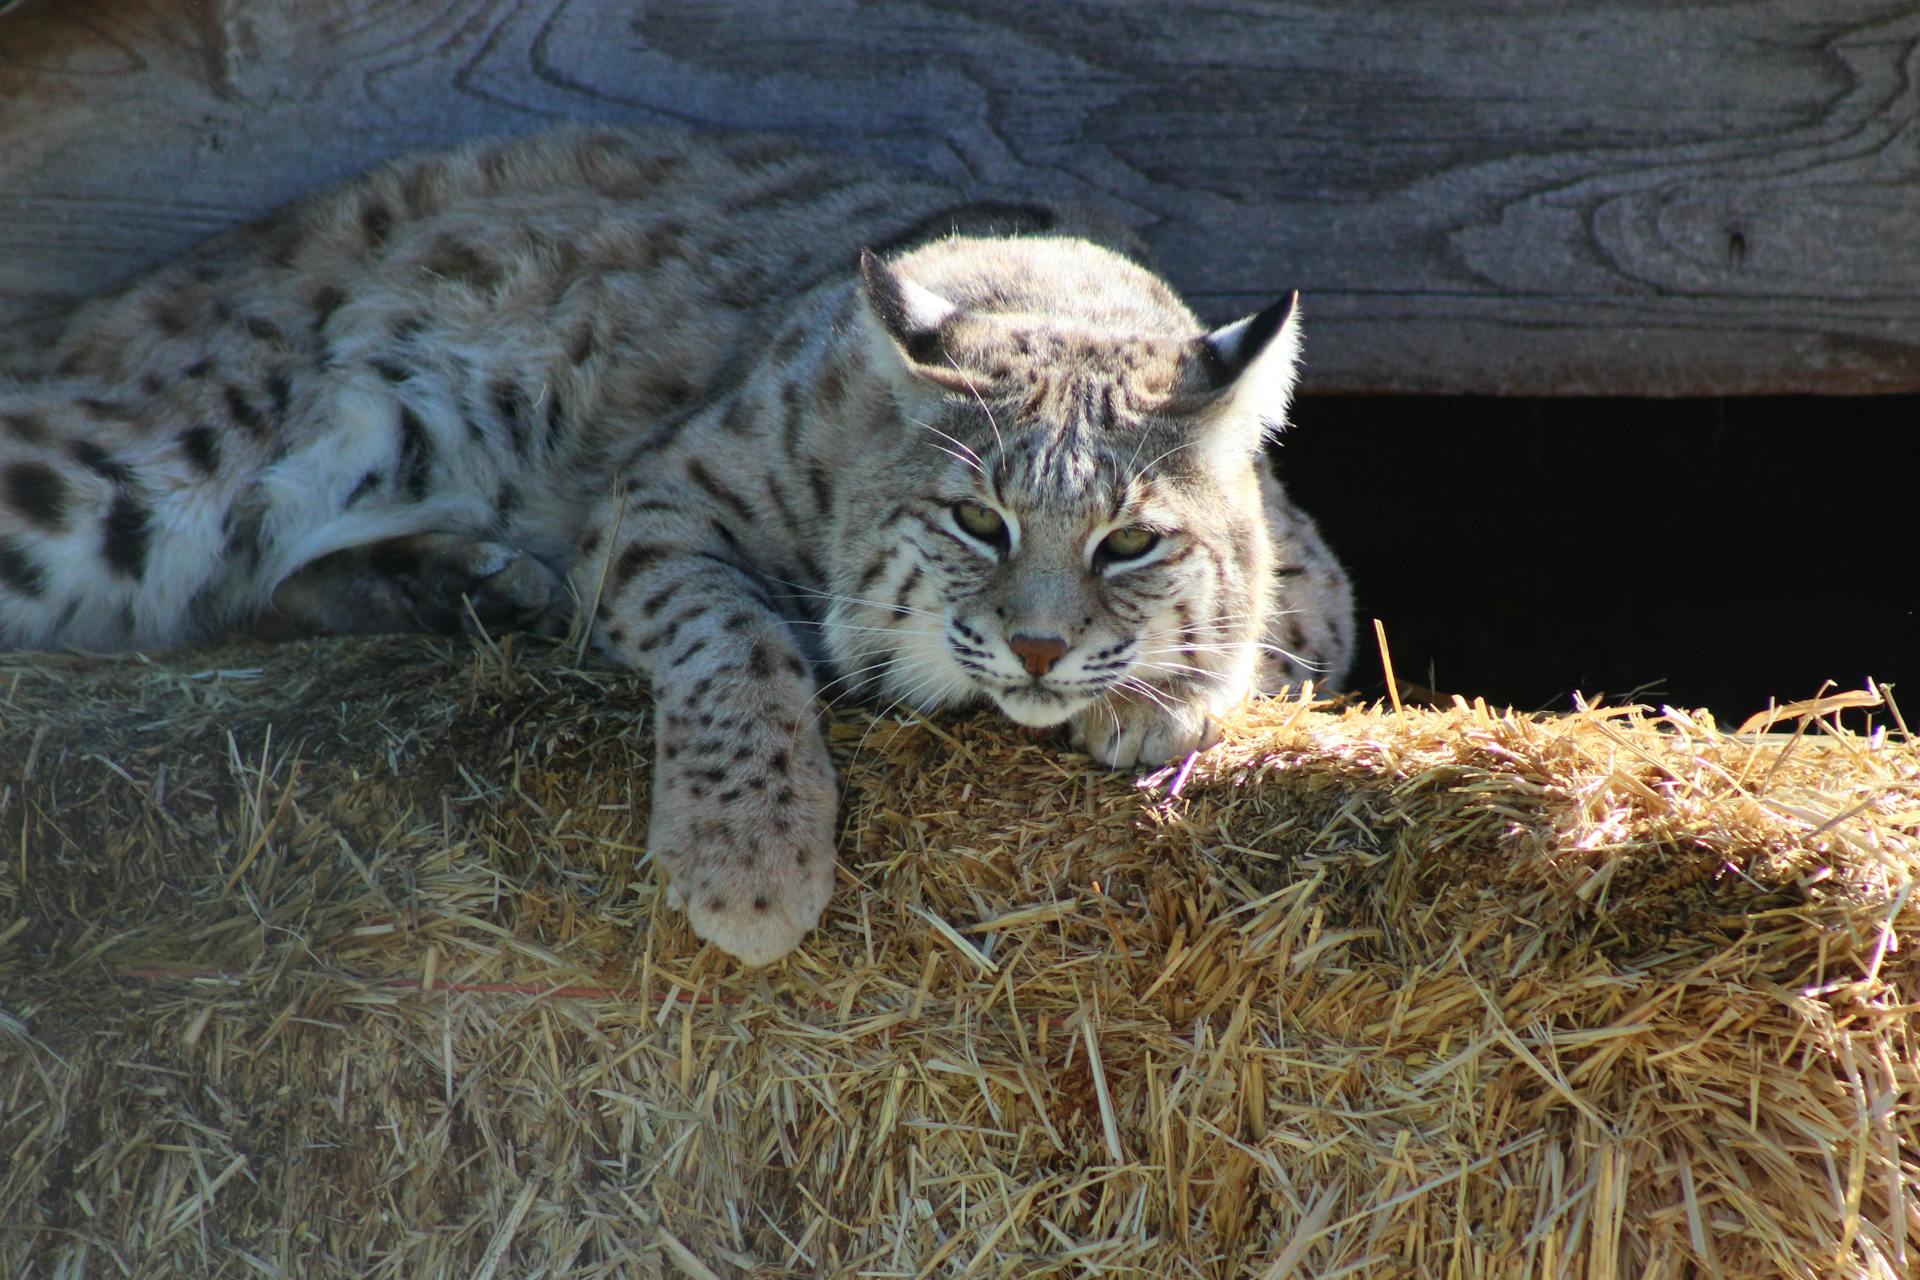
[857,250,980,396]
[859,249,950,365]
[858,249,909,340]
[1199,291,1299,390]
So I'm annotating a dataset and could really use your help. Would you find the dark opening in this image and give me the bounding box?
[1275,395,1917,722]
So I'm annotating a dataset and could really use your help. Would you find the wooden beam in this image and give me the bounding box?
[2,0,1915,394]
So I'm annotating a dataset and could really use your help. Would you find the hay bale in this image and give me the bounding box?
[1,636,1914,1276]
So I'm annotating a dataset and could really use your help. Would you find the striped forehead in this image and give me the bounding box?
[960,337,1190,502]
[1015,364,1139,436]
[982,416,1173,511]
[988,427,1097,502]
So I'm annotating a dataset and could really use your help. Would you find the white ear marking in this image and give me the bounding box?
[894,275,955,334]
[1203,293,1297,379]
[857,249,977,398]
[1202,294,1302,424]
[1185,293,1304,468]
[859,249,954,356]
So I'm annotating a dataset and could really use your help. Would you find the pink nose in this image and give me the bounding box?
[1009,633,1068,678]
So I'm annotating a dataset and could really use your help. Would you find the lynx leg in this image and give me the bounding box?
[1256,466,1355,693]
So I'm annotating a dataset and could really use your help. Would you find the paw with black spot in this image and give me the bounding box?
[648,711,839,966]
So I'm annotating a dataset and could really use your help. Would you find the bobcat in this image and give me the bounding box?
[0,126,1354,964]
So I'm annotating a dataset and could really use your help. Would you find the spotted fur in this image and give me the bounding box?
[0,125,1353,964]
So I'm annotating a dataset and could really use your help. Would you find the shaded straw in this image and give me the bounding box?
[2,635,1914,1277]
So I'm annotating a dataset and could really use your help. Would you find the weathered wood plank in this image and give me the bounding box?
[2,0,1916,394]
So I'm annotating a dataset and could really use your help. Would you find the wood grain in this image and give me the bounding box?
[2,0,1916,394]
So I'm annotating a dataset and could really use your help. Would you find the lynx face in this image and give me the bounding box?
[821,243,1298,737]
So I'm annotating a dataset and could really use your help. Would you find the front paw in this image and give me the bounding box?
[648,732,839,966]
[1070,692,1222,769]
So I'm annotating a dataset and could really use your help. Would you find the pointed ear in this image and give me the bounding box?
[857,250,978,397]
[1196,291,1302,417]
[1170,292,1303,469]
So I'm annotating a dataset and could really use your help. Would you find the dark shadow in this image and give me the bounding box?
[1275,395,1917,719]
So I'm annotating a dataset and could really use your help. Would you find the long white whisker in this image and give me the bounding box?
[911,418,984,475]
[1132,660,1233,683]
[932,446,976,472]
[847,660,976,764]
[787,619,925,636]
[811,636,933,701]
[1115,675,1181,716]
[1151,640,1329,673]
[758,571,947,623]
[802,637,959,743]
[1175,646,1300,663]
[812,651,922,704]
[948,359,1007,457]
[1132,436,1202,476]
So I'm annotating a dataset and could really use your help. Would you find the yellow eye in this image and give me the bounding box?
[1099,525,1159,561]
[953,500,1007,543]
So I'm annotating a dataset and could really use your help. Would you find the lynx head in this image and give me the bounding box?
[825,239,1301,733]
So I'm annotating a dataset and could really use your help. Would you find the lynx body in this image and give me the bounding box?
[0,127,1353,962]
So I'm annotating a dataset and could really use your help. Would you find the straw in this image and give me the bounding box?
[1,634,1914,1276]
